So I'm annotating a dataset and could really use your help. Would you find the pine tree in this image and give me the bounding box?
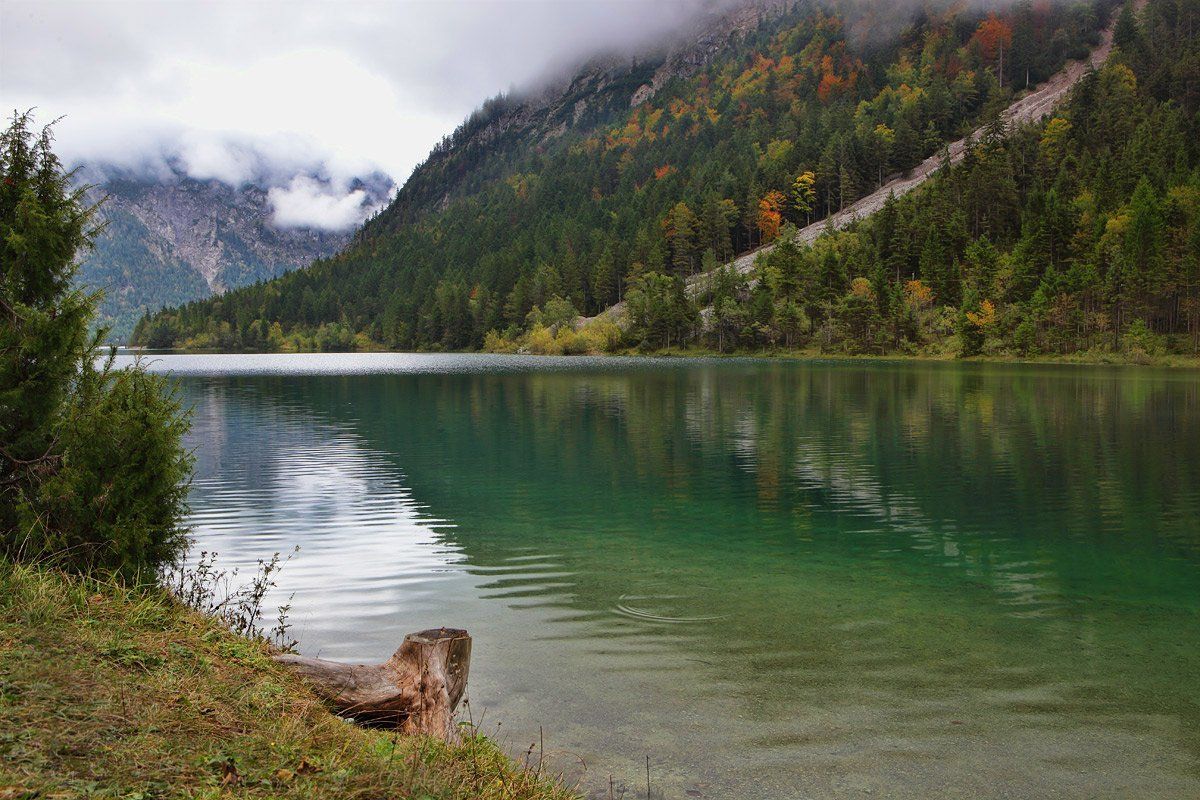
[1114,0,1140,53]
[666,202,700,275]
[1123,176,1165,318]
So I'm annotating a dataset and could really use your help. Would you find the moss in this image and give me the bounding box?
[0,561,577,800]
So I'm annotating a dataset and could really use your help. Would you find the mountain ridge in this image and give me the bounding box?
[377,0,797,230]
[78,165,392,341]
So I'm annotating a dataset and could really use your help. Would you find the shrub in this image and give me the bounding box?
[554,327,590,355]
[581,319,625,353]
[482,329,518,353]
[1121,318,1165,362]
[524,324,559,354]
[16,355,193,577]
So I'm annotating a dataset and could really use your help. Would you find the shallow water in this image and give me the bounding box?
[123,352,1200,799]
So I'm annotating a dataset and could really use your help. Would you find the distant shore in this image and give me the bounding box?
[115,344,1200,369]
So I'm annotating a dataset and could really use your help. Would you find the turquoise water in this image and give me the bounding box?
[127,353,1200,799]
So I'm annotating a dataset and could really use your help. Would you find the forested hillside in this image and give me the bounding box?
[133,0,1191,359]
[610,0,1200,359]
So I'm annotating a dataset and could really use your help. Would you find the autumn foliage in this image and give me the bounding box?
[757,190,787,242]
[972,15,1013,83]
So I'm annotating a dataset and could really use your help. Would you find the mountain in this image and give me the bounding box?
[131,0,1200,361]
[78,165,393,342]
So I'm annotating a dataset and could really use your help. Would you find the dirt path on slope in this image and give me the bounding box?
[588,2,1137,322]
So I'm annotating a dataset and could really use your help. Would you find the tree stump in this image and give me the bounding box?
[274,628,471,740]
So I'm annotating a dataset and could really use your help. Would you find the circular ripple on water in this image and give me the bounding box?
[613,584,730,624]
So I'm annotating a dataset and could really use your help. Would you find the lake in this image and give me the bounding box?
[123,352,1200,799]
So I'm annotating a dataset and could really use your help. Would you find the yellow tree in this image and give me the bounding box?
[1039,118,1072,165]
[791,171,816,226]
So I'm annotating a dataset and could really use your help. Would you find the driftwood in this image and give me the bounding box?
[274,627,471,739]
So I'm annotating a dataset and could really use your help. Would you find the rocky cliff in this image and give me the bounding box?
[77,166,392,342]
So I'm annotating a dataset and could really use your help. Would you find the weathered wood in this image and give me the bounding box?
[274,627,471,739]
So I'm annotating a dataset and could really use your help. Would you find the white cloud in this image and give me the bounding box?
[178,134,262,186]
[268,176,380,231]
[1,0,721,191]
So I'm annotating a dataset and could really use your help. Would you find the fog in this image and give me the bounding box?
[1,0,1037,231]
[1,0,738,230]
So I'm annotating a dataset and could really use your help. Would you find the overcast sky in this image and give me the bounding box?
[0,0,719,227]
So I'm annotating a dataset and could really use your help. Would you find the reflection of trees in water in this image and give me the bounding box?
[179,363,1200,784]
[373,363,1200,773]
[216,364,1200,593]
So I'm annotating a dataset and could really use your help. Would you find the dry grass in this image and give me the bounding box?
[0,561,579,800]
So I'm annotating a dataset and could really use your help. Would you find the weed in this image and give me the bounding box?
[162,547,298,650]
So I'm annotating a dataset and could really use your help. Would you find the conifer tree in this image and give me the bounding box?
[0,112,98,538]
[1,112,192,576]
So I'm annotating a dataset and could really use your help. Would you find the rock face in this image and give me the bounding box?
[76,167,393,342]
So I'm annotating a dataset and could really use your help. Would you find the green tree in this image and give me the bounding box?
[1114,0,1141,53]
[591,245,620,307]
[1123,176,1166,317]
[626,272,697,349]
[1,112,99,540]
[1,112,192,577]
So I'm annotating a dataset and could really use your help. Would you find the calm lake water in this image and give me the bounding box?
[123,352,1200,799]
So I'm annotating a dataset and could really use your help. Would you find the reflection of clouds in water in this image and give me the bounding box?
[181,379,469,661]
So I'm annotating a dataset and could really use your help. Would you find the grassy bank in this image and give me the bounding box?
[0,561,577,800]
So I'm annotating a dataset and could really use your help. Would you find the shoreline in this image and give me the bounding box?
[0,560,577,800]
[115,345,1200,370]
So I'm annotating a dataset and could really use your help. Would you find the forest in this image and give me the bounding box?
[132,0,1200,361]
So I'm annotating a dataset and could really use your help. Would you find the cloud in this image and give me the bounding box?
[0,0,726,190]
[268,176,381,231]
[178,135,263,186]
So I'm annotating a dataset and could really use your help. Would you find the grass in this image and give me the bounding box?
[0,560,579,800]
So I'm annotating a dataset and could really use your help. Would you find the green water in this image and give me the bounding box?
[132,353,1200,799]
